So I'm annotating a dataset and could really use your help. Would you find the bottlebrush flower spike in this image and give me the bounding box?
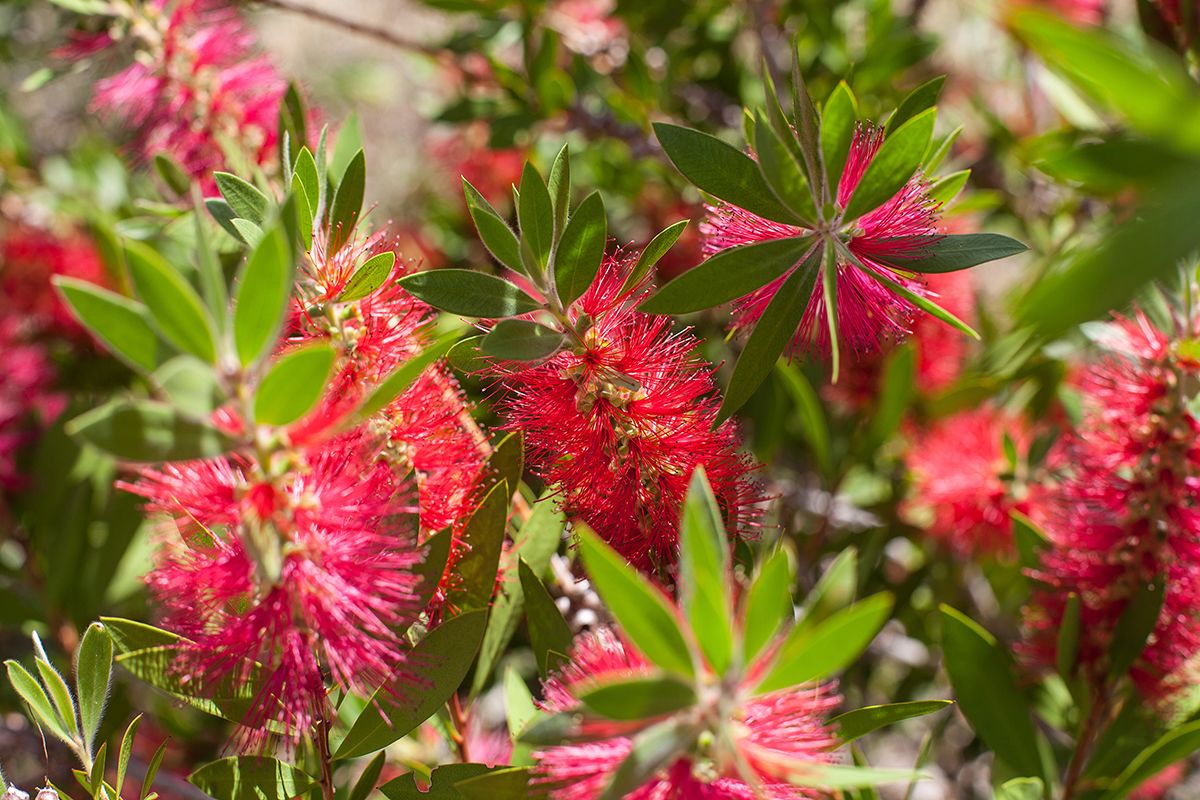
[903,405,1032,558]
[480,254,760,574]
[126,432,423,748]
[83,0,287,183]
[532,628,841,800]
[701,124,937,360]
[1022,312,1200,706]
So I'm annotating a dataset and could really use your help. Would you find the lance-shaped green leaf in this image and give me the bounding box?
[777,364,832,477]
[1057,593,1082,678]
[234,225,293,367]
[821,81,859,194]
[357,330,459,420]
[548,143,571,236]
[718,244,820,421]
[464,180,523,274]
[348,752,386,800]
[76,622,113,755]
[830,700,953,744]
[755,593,892,694]
[213,172,268,225]
[927,170,970,205]
[873,233,1027,274]
[482,320,563,362]
[116,714,140,799]
[599,719,699,800]
[67,399,236,462]
[125,241,218,363]
[329,149,365,256]
[447,482,510,610]
[678,468,733,674]
[400,270,541,318]
[939,606,1045,780]
[752,110,817,224]
[653,122,799,224]
[335,609,488,760]
[842,108,936,221]
[293,147,320,220]
[798,547,858,629]
[577,527,694,678]
[886,76,946,135]
[189,756,315,800]
[53,277,162,373]
[622,220,689,294]
[1104,720,1200,800]
[777,763,923,790]
[278,83,307,171]
[1108,579,1165,680]
[339,251,395,302]
[638,236,812,315]
[154,153,191,196]
[34,660,78,742]
[741,547,795,664]
[578,674,697,721]
[5,660,73,745]
[142,739,168,800]
[847,249,979,339]
[519,559,574,676]
[997,778,1044,800]
[554,191,607,307]
[822,243,841,382]
[254,344,336,426]
[518,162,554,274]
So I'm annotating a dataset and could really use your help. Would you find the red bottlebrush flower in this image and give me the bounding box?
[481,255,761,573]
[127,432,424,748]
[1,224,109,339]
[701,125,939,360]
[903,406,1030,558]
[1022,313,1200,706]
[86,0,286,183]
[533,629,841,800]
[0,320,62,495]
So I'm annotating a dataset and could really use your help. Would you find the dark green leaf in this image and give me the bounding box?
[329,149,365,256]
[752,110,816,224]
[1056,593,1081,678]
[348,752,386,800]
[1108,580,1165,680]
[400,270,541,318]
[599,719,698,800]
[142,739,169,800]
[1013,511,1050,570]
[755,593,892,694]
[622,221,689,294]
[448,482,510,610]
[76,622,113,754]
[205,198,246,243]
[278,83,307,171]
[234,226,293,367]
[34,659,77,740]
[996,778,1044,800]
[854,255,979,339]
[357,330,459,420]
[414,528,453,613]
[5,660,73,745]
[886,76,946,136]
[464,180,523,274]
[548,144,570,236]
[741,547,794,664]
[340,252,396,302]
[638,236,812,315]
[717,244,820,421]
[927,170,970,205]
[453,767,530,800]
[254,344,336,426]
[799,547,858,629]
[53,277,162,373]
[875,233,1027,274]
[821,82,859,191]
[577,527,694,678]
[578,675,696,721]
[125,241,218,363]
[214,172,269,225]
[519,560,574,676]
[482,430,524,500]
[293,148,320,219]
[653,123,798,224]
[939,606,1045,779]
[1104,720,1200,800]
[335,610,488,760]
[863,346,915,453]
[777,364,832,477]
[518,162,554,273]
[380,765,522,800]
[189,756,315,800]
[117,714,140,798]
[67,399,235,462]
[830,701,953,744]
[154,154,191,196]
[447,335,488,374]
[482,320,564,362]
[554,191,607,307]
[678,468,733,674]
[843,108,936,220]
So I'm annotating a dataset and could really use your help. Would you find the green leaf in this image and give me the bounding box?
[822,244,840,382]
[863,346,915,453]
[1012,511,1050,570]
[938,606,1045,779]
[927,170,970,205]
[755,593,892,694]
[638,236,813,315]
[90,743,107,799]
[464,180,524,274]
[329,149,365,256]
[348,752,386,800]
[622,220,689,294]
[482,320,564,362]
[548,144,571,237]
[782,764,923,790]
[116,714,140,798]
[293,148,320,218]
[231,219,264,248]
[554,191,607,307]
[125,241,218,363]
[142,739,169,800]
[413,528,453,613]
[886,76,946,136]
[339,251,396,302]
[53,277,162,373]
[777,364,831,477]
[234,225,293,367]
[482,430,524,500]
[519,560,574,676]
[830,701,953,744]
[448,482,511,610]
[254,344,336,426]
[717,244,820,421]
[189,756,315,800]
[752,110,817,225]
[448,335,488,374]
[452,767,531,800]
[76,622,112,755]
[154,153,191,196]
[599,719,698,800]
[996,778,1044,800]
[741,547,795,664]
[6,660,73,745]
[330,114,362,182]
[67,399,235,462]
[874,233,1027,274]
[356,330,459,420]
[653,122,798,224]
[578,675,696,721]
[400,270,541,318]
[678,468,733,674]
[192,187,228,322]
[335,610,488,760]
[213,172,269,225]
[1108,579,1165,680]
[504,666,538,738]
[576,527,694,678]
[518,162,554,274]
[35,660,78,740]
[278,83,307,173]
[853,255,979,339]
[821,81,860,197]
[289,177,313,250]
[381,765,527,800]
[925,125,963,172]
[799,547,858,629]
[843,108,936,221]
[1103,720,1200,800]
[1056,593,1082,678]
[205,198,246,243]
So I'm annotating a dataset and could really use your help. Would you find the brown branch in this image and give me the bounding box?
[246,0,446,58]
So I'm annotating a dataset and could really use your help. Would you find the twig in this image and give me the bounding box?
[246,0,445,58]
